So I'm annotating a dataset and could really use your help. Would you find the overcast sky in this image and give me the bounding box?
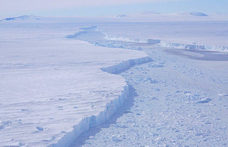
[0,0,227,18]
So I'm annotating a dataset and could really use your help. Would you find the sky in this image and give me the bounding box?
[0,0,228,18]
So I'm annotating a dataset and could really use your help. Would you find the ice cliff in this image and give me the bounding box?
[104,34,228,52]
[49,56,151,147]
[160,42,228,52]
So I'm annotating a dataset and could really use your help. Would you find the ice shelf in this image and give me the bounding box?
[0,23,151,146]
[49,56,151,147]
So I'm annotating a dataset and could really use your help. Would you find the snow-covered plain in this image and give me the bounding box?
[0,15,228,147]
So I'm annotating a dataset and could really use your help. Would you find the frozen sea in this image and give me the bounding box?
[0,15,228,146]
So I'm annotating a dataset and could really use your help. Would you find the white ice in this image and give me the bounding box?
[0,14,228,147]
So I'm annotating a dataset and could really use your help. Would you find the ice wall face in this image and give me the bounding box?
[0,23,150,147]
[50,56,151,147]
[101,57,152,74]
[160,42,228,52]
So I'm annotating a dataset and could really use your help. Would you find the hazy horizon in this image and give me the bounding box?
[1,0,228,19]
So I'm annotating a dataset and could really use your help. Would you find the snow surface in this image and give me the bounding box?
[1,15,228,147]
[0,22,149,146]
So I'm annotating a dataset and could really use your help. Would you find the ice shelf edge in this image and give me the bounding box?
[48,56,152,147]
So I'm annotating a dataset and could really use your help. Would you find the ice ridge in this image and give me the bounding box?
[0,15,37,22]
[48,56,151,147]
[101,57,152,74]
[104,35,228,52]
[103,33,228,52]
[104,35,148,43]
[66,26,97,39]
[116,15,128,18]
[80,26,97,30]
[66,31,88,38]
[190,12,208,16]
[104,35,160,44]
[160,42,228,52]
